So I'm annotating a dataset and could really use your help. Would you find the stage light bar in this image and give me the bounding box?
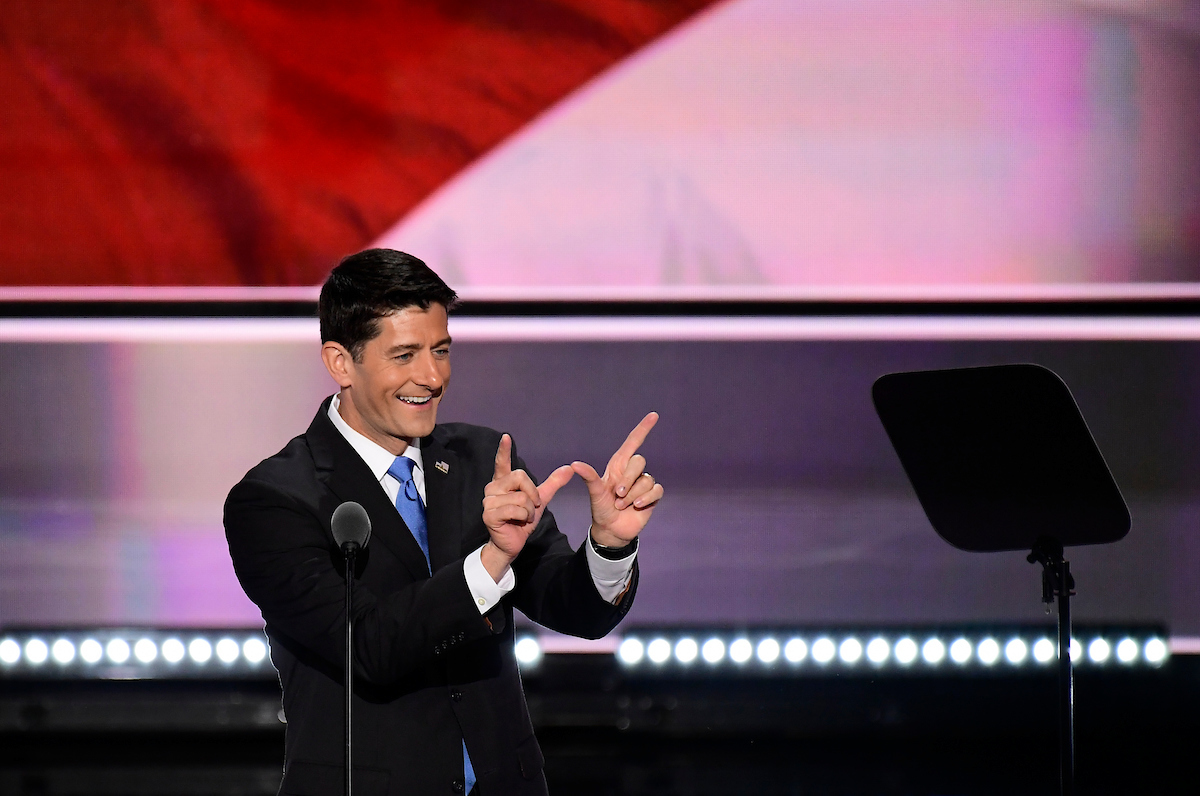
[612,628,1171,676]
[0,626,1175,680]
[0,629,274,680]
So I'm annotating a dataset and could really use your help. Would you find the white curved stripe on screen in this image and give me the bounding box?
[11,316,1200,344]
[374,0,1178,290]
[6,283,1200,304]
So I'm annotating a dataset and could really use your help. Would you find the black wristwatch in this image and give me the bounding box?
[589,534,638,560]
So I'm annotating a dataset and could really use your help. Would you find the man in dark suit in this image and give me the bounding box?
[224,249,662,795]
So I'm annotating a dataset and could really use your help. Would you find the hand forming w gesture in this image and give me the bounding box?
[572,412,662,548]
[478,413,662,581]
[481,435,574,572]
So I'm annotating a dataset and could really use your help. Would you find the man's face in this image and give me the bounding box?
[337,304,451,451]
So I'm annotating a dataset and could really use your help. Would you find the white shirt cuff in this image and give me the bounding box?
[463,544,515,615]
[585,534,637,604]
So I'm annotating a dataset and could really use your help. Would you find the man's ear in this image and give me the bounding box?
[321,342,354,389]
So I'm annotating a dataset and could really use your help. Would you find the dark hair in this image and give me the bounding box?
[319,249,458,361]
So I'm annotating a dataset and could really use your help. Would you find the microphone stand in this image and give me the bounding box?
[342,540,360,796]
[330,500,371,796]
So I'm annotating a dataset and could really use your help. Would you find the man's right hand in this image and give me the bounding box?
[480,434,573,583]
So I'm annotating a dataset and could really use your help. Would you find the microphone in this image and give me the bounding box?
[331,501,372,553]
[330,500,370,796]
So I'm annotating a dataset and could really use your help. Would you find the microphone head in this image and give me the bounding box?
[331,501,372,550]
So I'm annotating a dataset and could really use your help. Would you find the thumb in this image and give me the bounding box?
[537,465,575,505]
[570,461,607,499]
[493,434,512,479]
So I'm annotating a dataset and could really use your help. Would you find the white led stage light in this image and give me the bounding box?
[894,637,918,665]
[811,638,835,664]
[618,638,644,665]
[1144,638,1167,664]
[1088,638,1110,664]
[1069,638,1082,662]
[242,637,268,664]
[783,638,807,663]
[1115,638,1138,664]
[0,639,19,665]
[161,638,186,663]
[1032,638,1056,664]
[921,638,945,665]
[976,638,1000,665]
[647,638,671,664]
[949,638,972,664]
[839,638,862,664]
[134,639,158,664]
[51,639,76,664]
[514,637,541,665]
[216,638,240,664]
[729,638,752,664]
[79,639,103,664]
[756,638,780,664]
[106,638,130,664]
[24,639,48,665]
[1005,638,1027,665]
[674,638,698,664]
[866,637,890,664]
[189,638,213,664]
[701,638,725,664]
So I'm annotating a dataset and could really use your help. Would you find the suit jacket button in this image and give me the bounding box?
[451,779,465,793]
[450,690,462,702]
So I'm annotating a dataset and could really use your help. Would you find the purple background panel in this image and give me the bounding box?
[1,339,1198,631]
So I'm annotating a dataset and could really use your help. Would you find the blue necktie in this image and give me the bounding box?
[387,456,430,574]
[386,455,475,794]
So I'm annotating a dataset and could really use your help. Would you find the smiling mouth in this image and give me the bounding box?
[397,391,439,405]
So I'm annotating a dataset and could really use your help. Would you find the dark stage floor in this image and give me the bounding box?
[3,655,1197,795]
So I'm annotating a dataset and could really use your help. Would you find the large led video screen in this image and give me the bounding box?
[2,0,1197,292]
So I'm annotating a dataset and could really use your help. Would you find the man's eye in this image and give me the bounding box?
[434,348,450,357]
[395,353,413,362]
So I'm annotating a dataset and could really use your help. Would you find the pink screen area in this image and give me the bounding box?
[377,0,1200,290]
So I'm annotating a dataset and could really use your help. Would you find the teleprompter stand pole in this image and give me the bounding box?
[1028,536,1076,796]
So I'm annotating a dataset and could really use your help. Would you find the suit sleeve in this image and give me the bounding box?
[504,444,637,639]
[224,477,495,687]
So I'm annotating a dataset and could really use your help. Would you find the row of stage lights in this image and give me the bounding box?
[612,632,1169,672]
[0,630,270,678]
[0,628,1170,679]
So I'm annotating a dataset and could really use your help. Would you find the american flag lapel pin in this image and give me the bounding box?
[435,460,450,474]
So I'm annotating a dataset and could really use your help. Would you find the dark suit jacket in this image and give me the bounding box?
[224,398,636,795]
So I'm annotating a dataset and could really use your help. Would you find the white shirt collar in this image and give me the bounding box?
[328,393,422,482]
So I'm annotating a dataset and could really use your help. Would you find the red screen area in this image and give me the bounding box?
[0,0,711,286]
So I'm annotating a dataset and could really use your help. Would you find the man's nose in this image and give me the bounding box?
[413,352,444,388]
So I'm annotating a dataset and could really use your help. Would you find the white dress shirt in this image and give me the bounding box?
[328,395,635,612]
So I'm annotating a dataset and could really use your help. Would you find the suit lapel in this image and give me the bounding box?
[307,397,432,583]
[422,427,464,573]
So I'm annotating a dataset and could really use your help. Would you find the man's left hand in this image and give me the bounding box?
[572,412,663,548]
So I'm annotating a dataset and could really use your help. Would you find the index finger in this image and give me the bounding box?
[611,412,659,467]
[494,434,513,479]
